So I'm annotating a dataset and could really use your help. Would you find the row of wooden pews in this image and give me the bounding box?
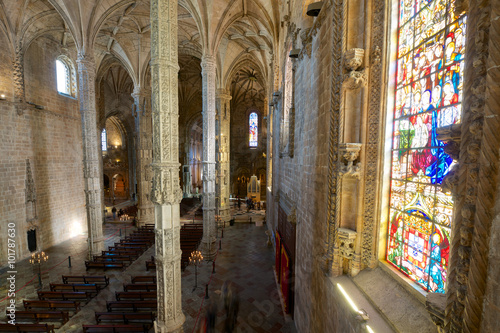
[82,275,157,333]
[0,275,109,333]
[146,223,203,271]
[85,225,155,271]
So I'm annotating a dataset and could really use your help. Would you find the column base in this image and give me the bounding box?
[201,240,217,261]
[219,207,231,223]
[154,316,185,333]
[89,238,104,258]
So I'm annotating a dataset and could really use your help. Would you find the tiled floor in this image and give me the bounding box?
[0,205,296,332]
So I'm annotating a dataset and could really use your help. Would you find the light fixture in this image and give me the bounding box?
[289,49,300,58]
[307,1,324,16]
[0,94,6,100]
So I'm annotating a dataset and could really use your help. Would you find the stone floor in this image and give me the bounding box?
[0,206,296,333]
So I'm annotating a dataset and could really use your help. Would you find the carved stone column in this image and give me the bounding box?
[13,45,25,115]
[201,55,217,260]
[216,89,231,225]
[132,88,154,227]
[150,0,185,331]
[77,54,104,257]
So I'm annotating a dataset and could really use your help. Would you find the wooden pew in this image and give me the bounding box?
[101,251,140,259]
[62,275,109,286]
[93,256,134,264]
[145,257,155,271]
[82,324,149,333]
[94,312,155,325]
[85,261,125,271]
[12,311,69,324]
[115,292,157,301]
[0,323,55,332]
[23,300,81,313]
[123,284,157,292]
[38,291,92,302]
[49,283,101,295]
[131,276,156,284]
[106,300,157,312]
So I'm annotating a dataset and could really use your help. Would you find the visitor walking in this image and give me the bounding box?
[112,206,117,220]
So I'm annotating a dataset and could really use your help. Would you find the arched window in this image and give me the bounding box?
[56,56,77,97]
[386,0,465,293]
[249,112,258,147]
[101,129,107,152]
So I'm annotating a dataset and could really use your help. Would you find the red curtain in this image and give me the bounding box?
[280,245,291,314]
[275,231,281,282]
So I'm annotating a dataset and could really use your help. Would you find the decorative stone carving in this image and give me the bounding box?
[343,49,366,89]
[344,48,364,71]
[133,88,154,226]
[25,159,37,226]
[371,46,381,66]
[325,0,348,275]
[361,0,386,269]
[201,55,217,260]
[343,70,367,90]
[339,143,362,178]
[338,228,356,259]
[426,293,446,333]
[76,53,104,257]
[300,28,312,59]
[13,44,26,116]
[216,89,232,224]
[150,0,185,331]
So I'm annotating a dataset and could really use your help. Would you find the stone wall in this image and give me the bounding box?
[0,37,86,267]
[269,3,334,331]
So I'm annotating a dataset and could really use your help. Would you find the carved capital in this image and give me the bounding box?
[344,48,364,71]
[343,70,367,90]
[338,228,357,259]
[339,143,362,178]
[151,163,183,205]
[216,88,232,101]
[76,54,96,73]
[436,124,461,160]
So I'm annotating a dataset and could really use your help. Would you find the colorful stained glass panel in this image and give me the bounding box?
[388,0,465,294]
[249,112,258,147]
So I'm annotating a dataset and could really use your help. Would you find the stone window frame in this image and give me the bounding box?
[280,43,295,158]
[55,55,77,98]
[378,0,465,297]
[247,109,260,149]
[101,128,107,153]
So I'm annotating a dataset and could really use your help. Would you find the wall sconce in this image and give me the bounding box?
[307,1,324,16]
[0,94,6,100]
[289,49,300,58]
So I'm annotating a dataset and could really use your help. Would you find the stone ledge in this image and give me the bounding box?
[351,266,437,333]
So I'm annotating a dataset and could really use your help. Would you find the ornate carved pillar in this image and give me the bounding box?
[132,87,154,227]
[444,0,500,332]
[77,54,104,257]
[216,89,232,225]
[201,55,217,260]
[13,44,25,115]
[150,0,185,331]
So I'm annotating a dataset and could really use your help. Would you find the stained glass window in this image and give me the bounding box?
[249,112,258,147]
[386,0,465,293]
[101,129,107,152]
